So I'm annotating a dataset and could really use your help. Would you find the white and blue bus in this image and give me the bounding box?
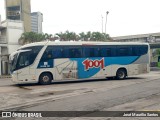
[9,41,150,85]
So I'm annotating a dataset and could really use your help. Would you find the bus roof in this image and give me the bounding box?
[18,41,149,49]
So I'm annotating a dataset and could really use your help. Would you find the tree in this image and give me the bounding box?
[79,31,92,41]
[86,31,92,41]
[78,31,112,41]
[79,32,86,41]
[56,31,78,41]
[19,32,53,45]
[91,32,104,41]
[56,32,66,41]
[19,32,33,45]
[19,31,113,45]
[102,33,113,42]
[44,33,53,40]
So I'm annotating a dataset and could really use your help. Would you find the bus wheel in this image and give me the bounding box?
[39,73,52,85]
[116,69,126,80]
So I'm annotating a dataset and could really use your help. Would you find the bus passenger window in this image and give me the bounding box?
[100,48,111,57]
[41,49,52,61]
[69,48,82,58]
[139,46,148,55]
[63,48,69,58]
[89,48,99,57]
[52,49,63,58]
[83,47,99,57]
[117,47,129,56]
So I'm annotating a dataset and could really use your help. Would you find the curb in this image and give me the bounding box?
[0,75,11,79]
[150,67,160,71]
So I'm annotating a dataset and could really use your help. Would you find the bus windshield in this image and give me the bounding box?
[10,46,43,73]
[16,50,32,70]
[10,53,18,73]
[10,50,32,73]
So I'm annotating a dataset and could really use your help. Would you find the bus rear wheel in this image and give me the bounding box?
[39,73,52,85]
[116,69,127,80]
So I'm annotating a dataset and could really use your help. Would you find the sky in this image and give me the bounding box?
[1,0,160,37]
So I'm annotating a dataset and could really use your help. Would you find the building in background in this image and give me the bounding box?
[5,0,31,32]
[0,15,1,26]
[0,19,24,75]
[31,12,43,33]
[0,1,45,75]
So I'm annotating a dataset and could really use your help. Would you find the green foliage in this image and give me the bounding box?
[56,30,78,41]
[156,48,160,56]
[56,30,112,41]
[19,31,113,45]
[18,32,52,45]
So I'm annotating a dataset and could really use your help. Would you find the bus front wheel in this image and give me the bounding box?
[116,69,127,80]
[39,73,52,85]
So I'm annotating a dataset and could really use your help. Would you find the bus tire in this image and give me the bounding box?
[39,73,52,85]
[116,69,127,80]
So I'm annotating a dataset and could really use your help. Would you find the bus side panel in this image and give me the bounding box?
[95,65,113,78]
[70,56,140,79]
[128,54,150,75]
[54,58,78,80]
[73,57,105,79]
[128,64,139,75]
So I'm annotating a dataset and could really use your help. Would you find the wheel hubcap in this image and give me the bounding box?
[118,72,124,78]
[43,76,49,82]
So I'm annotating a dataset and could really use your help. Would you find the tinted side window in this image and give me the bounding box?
[43,46,84,59]
[83,47,99,57]
[63,47,82,58]
[132,46,140,56]
[31,46,44,63]
[132,45,148,56]
[117,46,132,56]
[17,51,32,70]
[99,48,111,57]
[109,46,116,57]
[83,45,116,57]
[19,46,43,64]
[52,47,63,58]
[140,45,148,55]
[99,46,116,57]
[70,48,82,58]
[41,46,53,61]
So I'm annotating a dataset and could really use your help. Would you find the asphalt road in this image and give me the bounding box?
[0,71,160,120]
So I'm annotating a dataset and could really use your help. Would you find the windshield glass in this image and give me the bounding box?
[17,51,31,70]
[10,46,43,72]
[10,53,18,73]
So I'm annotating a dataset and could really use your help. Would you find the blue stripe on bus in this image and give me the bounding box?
[37,56,139,79]
[70,56,139,79]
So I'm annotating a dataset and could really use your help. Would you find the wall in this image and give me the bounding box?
[0,20,24,75]
[7,21,23,54]
[8,44,21,54]
[6,0,31,32]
